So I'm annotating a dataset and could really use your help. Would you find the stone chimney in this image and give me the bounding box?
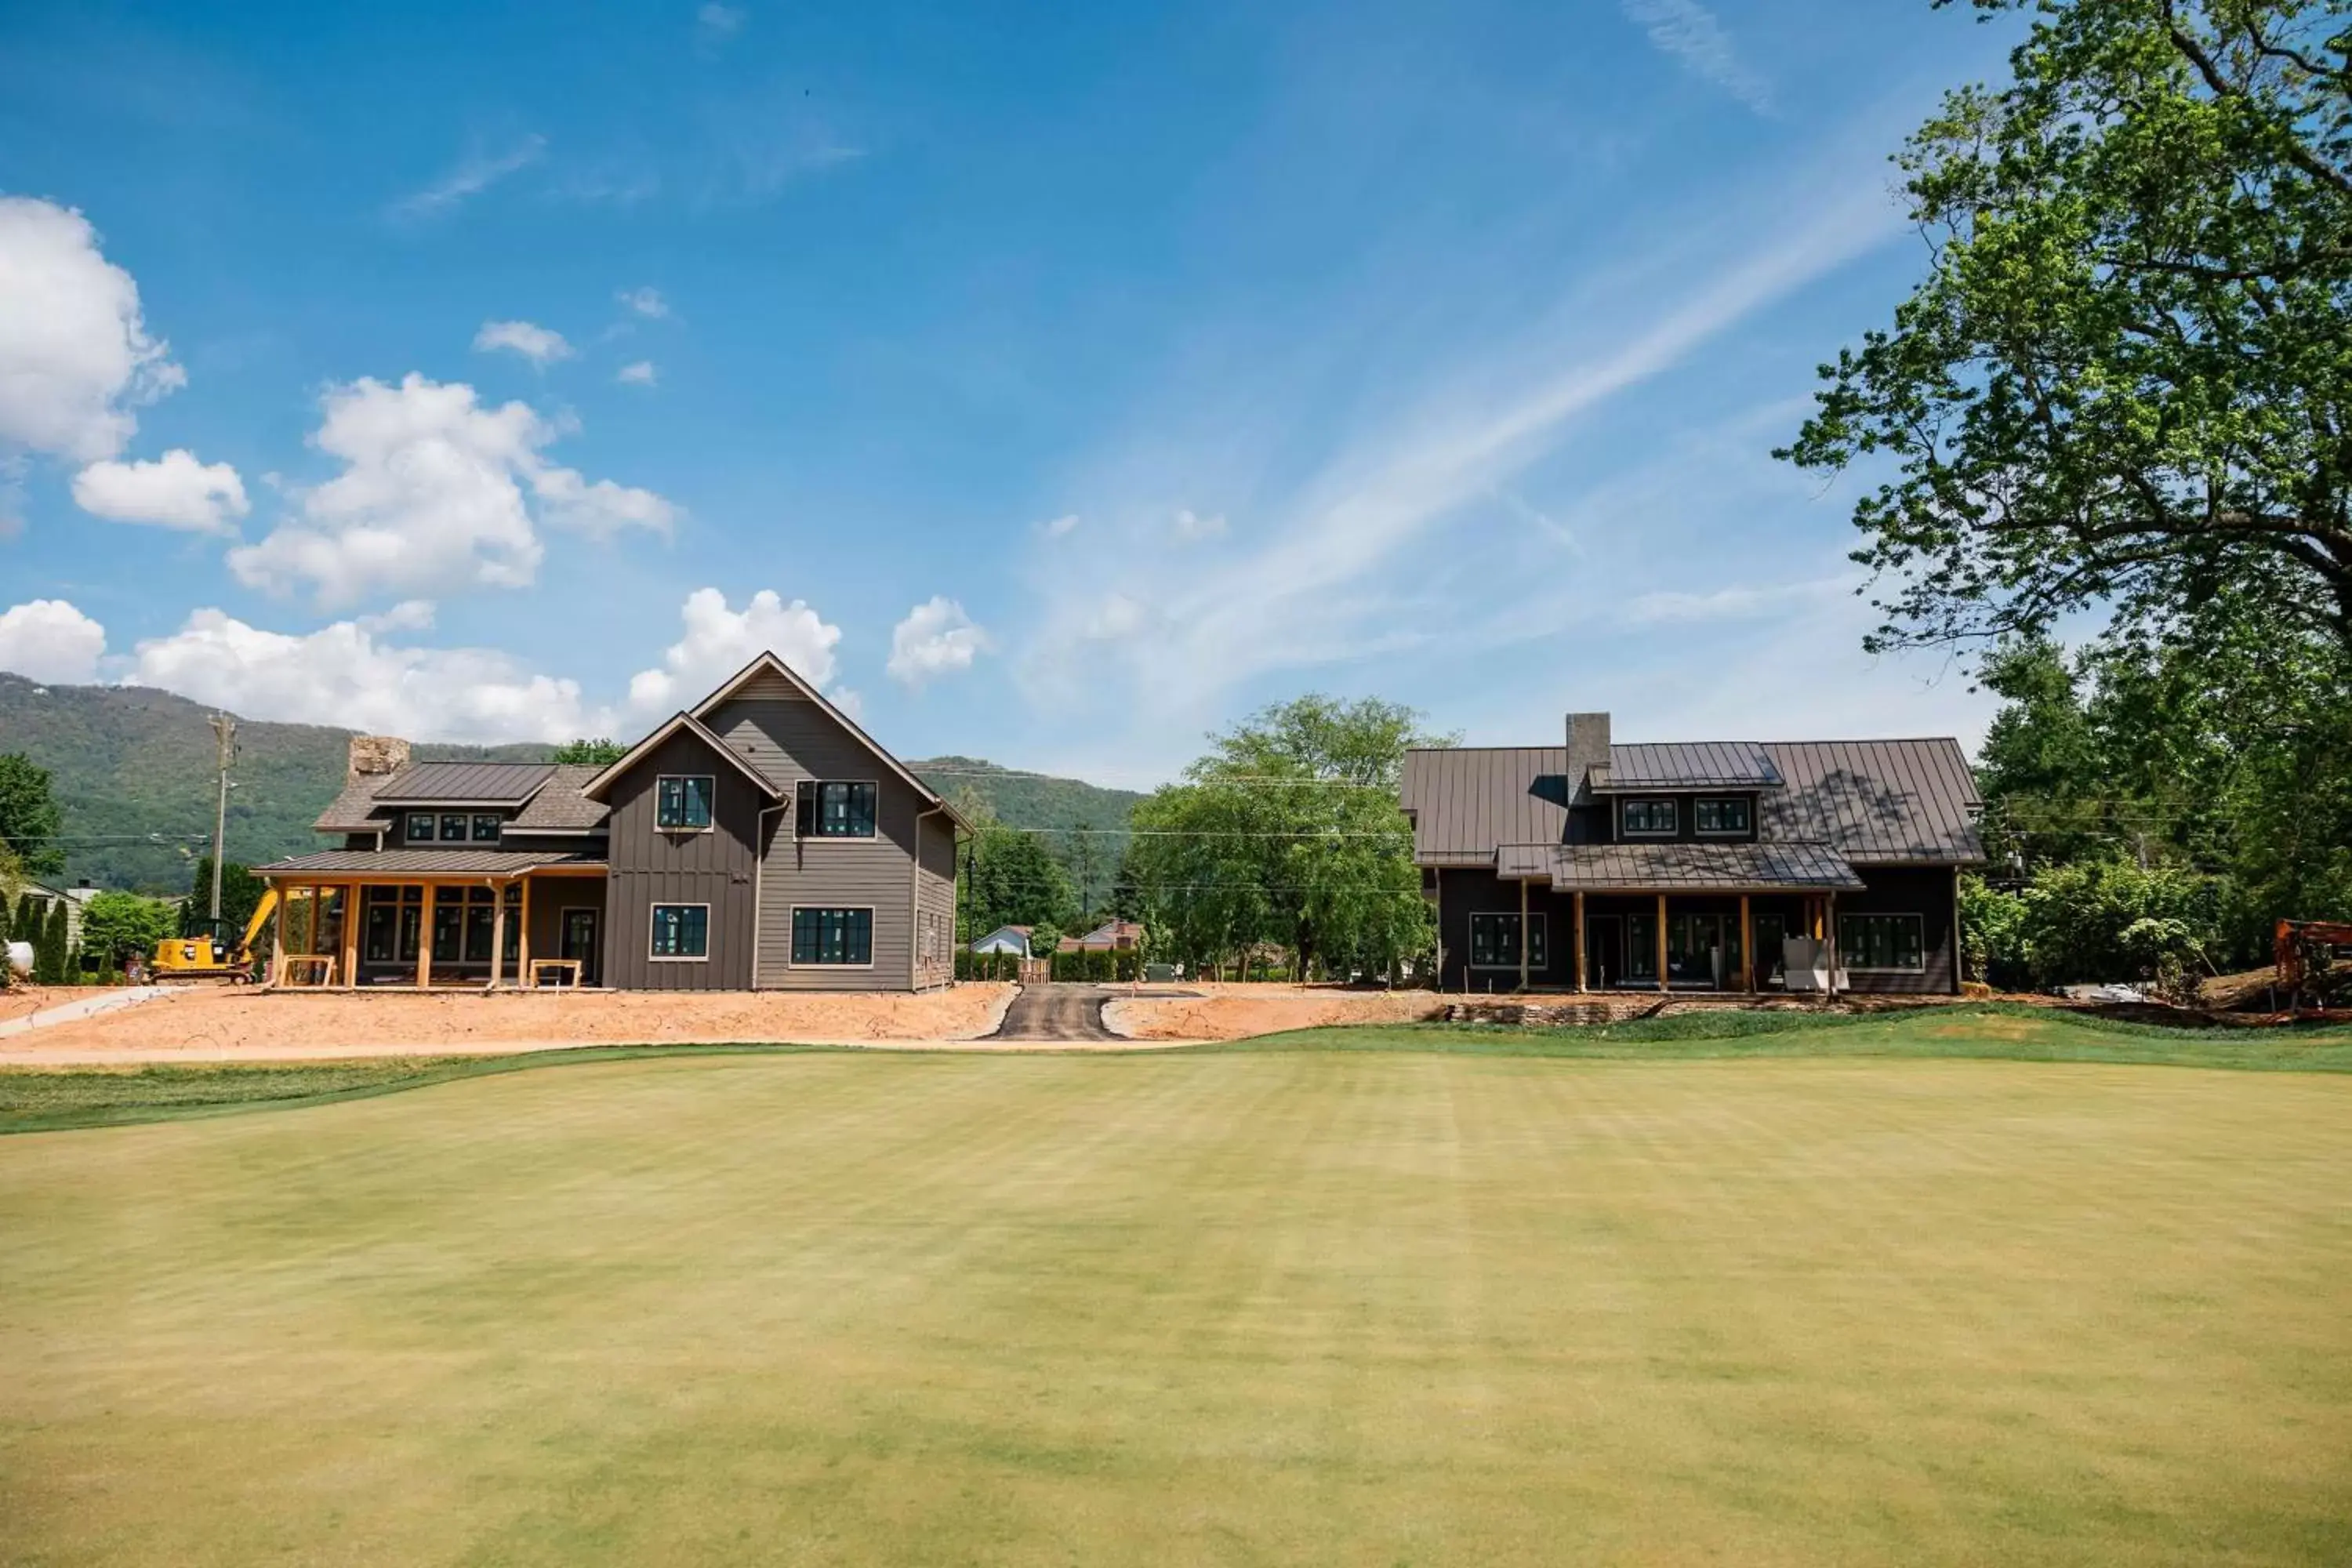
[1564,712,1611,803]
[347,735,412,787]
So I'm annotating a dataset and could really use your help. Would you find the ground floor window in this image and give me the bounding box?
[1468,911,1546,969]
[1838,912,1926,971]
[650,903,710,960]
[364,885,425,963]
[793,906,873,966]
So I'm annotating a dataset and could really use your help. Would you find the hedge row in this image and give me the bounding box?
[951,949,1147,982]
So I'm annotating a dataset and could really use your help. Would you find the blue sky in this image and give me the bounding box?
[0,0,2020,786]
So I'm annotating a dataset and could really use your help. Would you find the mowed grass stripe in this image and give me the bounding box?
[2,1047,2349,1565]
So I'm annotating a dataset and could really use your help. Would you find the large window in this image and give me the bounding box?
[470,812,503,842]
[1838,913,1926,972]
[793,906,873,965]
[650,904,710,960]
[405,812,436,844]
[1693,797,1751,835]
[1468,911,1547,970]
[1621,798,1677,837]
[363,885,424,962]
[804,781,878,837]
[438,812,469,843]
[656,775,714,831]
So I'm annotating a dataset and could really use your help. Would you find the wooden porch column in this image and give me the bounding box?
[1518,878,1530,993]
[517,877,532,989]
[341,884,361,989]
[1655,892,1668,993]
[416,884,436,989]
[1573,891,1587,993]
[486,879,507,992]
[1825,891,1840,1000]
[1739,894,1753,994]
[267,884,287,987]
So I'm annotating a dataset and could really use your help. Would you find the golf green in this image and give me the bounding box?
[3,1040,2348,1564]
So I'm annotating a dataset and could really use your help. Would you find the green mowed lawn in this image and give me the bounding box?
[4,1029,2350,1564]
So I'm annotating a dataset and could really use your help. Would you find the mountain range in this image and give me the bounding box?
[0,673,1143,893]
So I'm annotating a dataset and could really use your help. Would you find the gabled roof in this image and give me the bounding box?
[506,764,610,831]
[688,650,968,829]
[315,763,608,835]
[577,711,784,802]
[1399,747,1572,866]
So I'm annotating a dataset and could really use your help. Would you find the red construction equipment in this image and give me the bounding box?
[2274,920,2352,1008]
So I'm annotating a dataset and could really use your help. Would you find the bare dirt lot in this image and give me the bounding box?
[1,982,1018,1058]
[1105,984,1446,1040]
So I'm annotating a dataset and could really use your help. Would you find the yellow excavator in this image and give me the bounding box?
[150,888,281,983]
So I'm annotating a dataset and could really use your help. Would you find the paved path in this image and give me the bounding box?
[991,985,1120,1041]
[0,986,178,1040]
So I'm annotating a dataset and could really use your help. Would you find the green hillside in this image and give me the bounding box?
[0,677,1145,895]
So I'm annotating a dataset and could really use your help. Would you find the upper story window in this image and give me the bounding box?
[406,810,507,843]
[405,811,434,844]
[656,775,715,831]
[801,780,878,838]
[470,813,503,842]
[438,812,469,843]
[1621,798,1677,837]
[1693,797,1751,836]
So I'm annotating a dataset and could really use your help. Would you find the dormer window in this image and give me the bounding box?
[1693,797,1751,836]
[1621,798,1677,837]
[470,813,503,842]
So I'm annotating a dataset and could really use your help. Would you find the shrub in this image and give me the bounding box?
[2018,860,2220,987]
[1958,876,2029,989]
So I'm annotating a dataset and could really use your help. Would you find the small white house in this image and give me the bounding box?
[969,924,1033,957]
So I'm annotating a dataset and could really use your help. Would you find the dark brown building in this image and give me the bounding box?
[252,652,966,992]
[1400,713,1983,996]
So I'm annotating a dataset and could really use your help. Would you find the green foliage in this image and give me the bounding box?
[960,822,1078,938]
[1783,0,2352,658]
[36,898,69,985]
[2018,859,2222,986]
[1126,695,1445,981]
[177,858,267,938]
[552,738,627,766]
[0,752,64,878]
[953,950,1022,982]
[1048,949,1142,983]
[1958,874,2030,988]
[78,891,179,967]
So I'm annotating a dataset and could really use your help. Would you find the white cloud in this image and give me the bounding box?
[1620,0,1773,114]
[1081,592,1149,642]
[0,598,107,684]
[626,587,840,713]
[696,3,745,43]
[1621,574,1856,626]
[616,287,669,319]
[473,319,574,367]
[0,197,183,464]
[390,135,547,221]
[616,360,658,386]
[886,596,991,687]
[830,687,864,721]
[71,448,248,532]
[127,608,597,743]
[227,373,674,608]
[1171,507,1226,542]
[1036,513,1080,539]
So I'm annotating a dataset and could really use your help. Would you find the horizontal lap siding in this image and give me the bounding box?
[915,812,958,991]
[706,695,928,993]
[601,729,764,991]
[1842,864,1961,996]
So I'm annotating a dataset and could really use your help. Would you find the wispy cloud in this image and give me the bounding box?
[695,3,746,48]
[1620,573,1856,626]
[616,360,658,387]
[389,135,547,221]
[1620,0,1773,114]
[473,319,574,367]
[615,286,670,320]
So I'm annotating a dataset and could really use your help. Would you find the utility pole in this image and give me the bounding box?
[207,713,236,922]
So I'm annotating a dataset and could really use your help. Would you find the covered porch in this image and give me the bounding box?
[252,852,608,991]
[1490,841,1865,997]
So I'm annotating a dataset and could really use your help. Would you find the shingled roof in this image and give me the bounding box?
[311,761,608,834]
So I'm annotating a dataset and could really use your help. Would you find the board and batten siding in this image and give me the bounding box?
[705,684,952,992]
[600,727,768,991]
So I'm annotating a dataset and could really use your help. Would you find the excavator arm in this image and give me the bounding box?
[236,887,281,964]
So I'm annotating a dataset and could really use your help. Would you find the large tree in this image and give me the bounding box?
[1782,0,2352,656]
[0,753,64,878]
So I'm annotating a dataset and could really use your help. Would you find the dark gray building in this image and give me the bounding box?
[252,652,966,992]
[1399,713,1982,996]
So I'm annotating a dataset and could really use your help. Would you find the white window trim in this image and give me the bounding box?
[1837,911,1928,973]
[1692,797,1751,837]
[788,904,877,968]
[655,774,717,834]
[648,902,713,963]
[1468,910,1548,970]
[1619,797,1679,838]
[804,779,882,840]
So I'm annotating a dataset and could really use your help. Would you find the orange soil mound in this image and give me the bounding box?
[1105,985,1446,1041]
[2,982,1017,1056]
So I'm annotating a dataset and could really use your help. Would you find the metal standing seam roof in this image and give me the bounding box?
[254,848,608,877]
[1592,741,1783,791]
[370,760,556,804]
[1399,747,1571,866]
[1496,840,1866,892]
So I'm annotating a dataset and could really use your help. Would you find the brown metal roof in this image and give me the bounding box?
[372,760,554,805]
[1593,742,1782,791]
[1399,747,1572,866]
[254,848,606,877]
[312,762,606,834]
[1406,736,1982,867]
[1759,741,1982,862]
[1497,840,1865,892]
